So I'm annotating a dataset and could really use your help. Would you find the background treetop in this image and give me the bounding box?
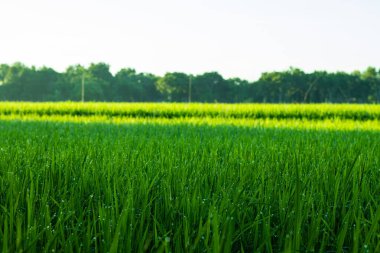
[0,63,379,103]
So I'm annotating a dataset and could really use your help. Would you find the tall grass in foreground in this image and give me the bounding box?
[0,121,379,252]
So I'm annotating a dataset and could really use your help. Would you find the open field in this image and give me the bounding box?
[0,103,379,252]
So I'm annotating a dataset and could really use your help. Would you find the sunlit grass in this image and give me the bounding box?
[0,102,379,120]
[0,114,379,132]
[0,103,379,252]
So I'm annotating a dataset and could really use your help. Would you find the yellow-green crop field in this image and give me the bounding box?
[0,102,379,252]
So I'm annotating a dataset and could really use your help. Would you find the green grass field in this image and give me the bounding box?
[0,103,379,252]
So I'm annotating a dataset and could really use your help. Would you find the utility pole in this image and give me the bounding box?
[81,73,85,102]
[188,75,192,103]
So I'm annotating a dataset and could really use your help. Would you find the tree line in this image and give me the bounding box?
[0,62,379,103]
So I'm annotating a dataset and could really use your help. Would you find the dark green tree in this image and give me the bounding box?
[156,72,189,102]
[192,72,233,102]
[362,67,380,103]
[114,68,160,101]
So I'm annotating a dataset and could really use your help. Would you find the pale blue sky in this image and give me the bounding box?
[0,0,379,80]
